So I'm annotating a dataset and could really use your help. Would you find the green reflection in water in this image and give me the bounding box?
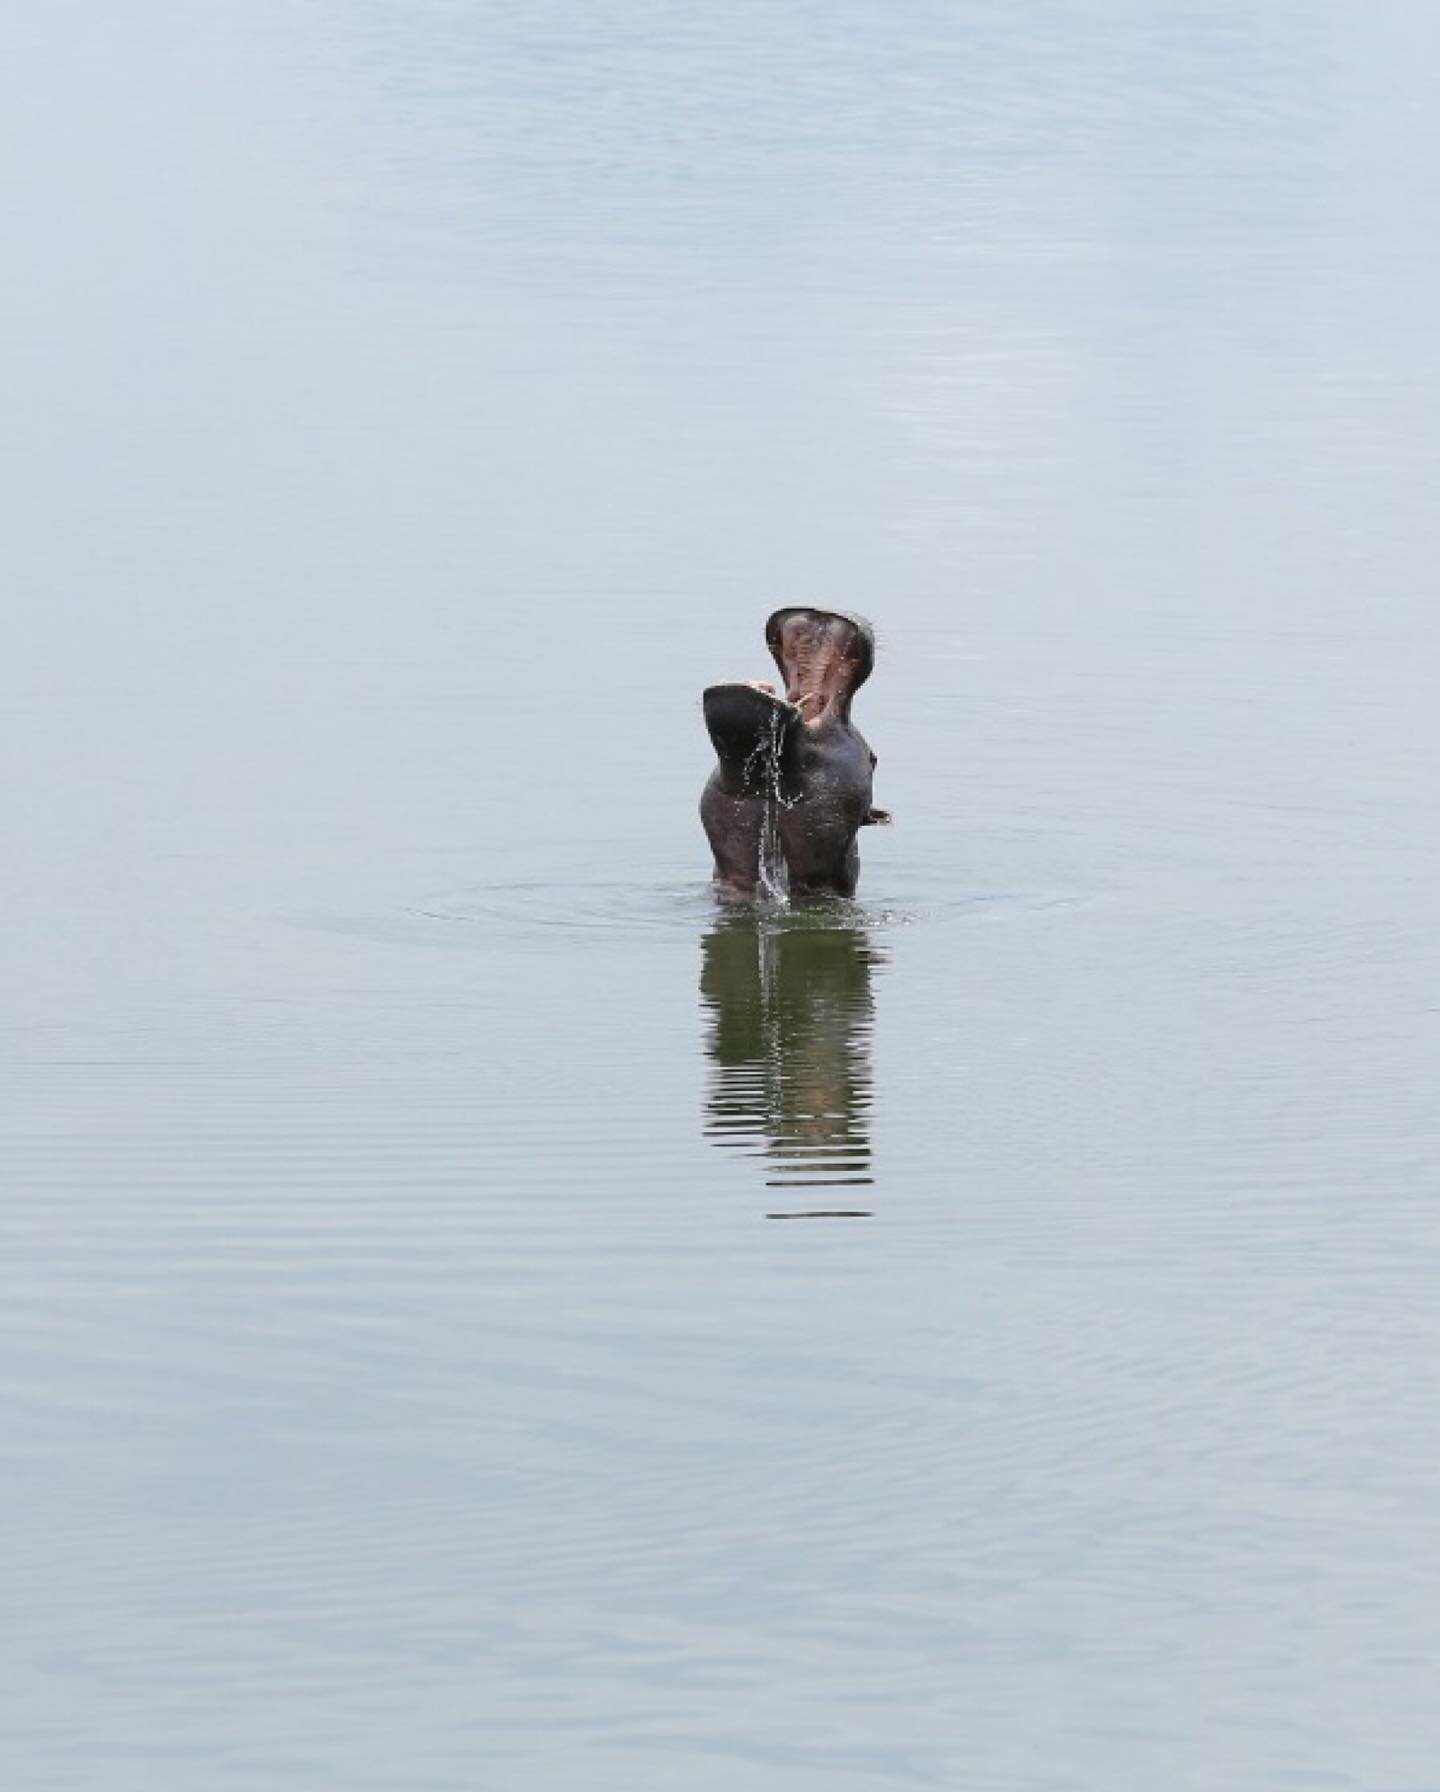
[700,909,886,1203]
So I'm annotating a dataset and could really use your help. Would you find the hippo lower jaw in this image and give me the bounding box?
[701,682,802,798]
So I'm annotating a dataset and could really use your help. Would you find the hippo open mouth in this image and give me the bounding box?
[764,608,875,726]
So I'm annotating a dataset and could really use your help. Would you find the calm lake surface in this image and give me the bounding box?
[6,3,1440,1786]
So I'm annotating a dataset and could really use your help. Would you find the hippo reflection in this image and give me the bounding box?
[700,914,884,1198]
[700,609,889,900]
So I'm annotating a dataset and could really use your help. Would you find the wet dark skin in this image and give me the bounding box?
[699,609,890,899]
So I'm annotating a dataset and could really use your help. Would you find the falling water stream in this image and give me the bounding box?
[749,703,791,905]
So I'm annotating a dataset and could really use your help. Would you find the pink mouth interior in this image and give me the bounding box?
[769,613,870,725]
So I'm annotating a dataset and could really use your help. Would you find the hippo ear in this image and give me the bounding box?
[861,808,892,826]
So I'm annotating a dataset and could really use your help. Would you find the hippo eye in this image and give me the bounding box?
[870,750,878,769]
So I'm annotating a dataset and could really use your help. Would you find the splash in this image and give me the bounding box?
[744,703,790,904]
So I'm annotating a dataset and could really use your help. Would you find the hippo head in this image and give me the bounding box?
[699,608,888,901]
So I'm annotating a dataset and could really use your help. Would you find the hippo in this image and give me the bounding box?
[700,608,889,900]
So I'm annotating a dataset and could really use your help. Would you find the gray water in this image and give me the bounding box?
[6,3,1440,1787]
